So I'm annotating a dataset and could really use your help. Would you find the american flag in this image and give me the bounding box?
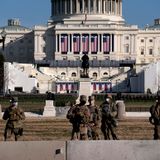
[91,35,98,52]
[61,35,68,52]
[73,35,80,52]
[82,35,89,52]
[60,84,63,91]
[103,35,110,53]
[93,83,96,91]
[99,83,102,90]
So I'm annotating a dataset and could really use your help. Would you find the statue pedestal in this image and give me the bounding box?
[116,100,126,119]
[43,100,56,117]
[77,78,92,103]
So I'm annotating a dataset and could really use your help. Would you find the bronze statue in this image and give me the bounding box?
[81,53,89,78]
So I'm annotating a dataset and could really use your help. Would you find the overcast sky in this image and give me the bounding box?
[0,0,159,28]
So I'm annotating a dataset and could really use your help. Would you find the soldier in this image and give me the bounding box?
[66,95,90,140]
[87,95,101,140]
[3,97,25,141]
[100,94,118,140]
[149,91,160,139]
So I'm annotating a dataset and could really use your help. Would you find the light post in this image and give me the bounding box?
[0,28,7,51]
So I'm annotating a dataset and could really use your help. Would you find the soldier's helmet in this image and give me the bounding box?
[80,95,87,102]
[88,95,95,101]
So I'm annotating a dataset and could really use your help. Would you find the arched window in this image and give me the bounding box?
[93,72,97,78]
[124,44,129,53]
[71,72,77,77]
[103,72,108,76]
[61,72,66,76]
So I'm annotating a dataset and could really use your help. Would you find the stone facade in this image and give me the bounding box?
[1,1,160,94]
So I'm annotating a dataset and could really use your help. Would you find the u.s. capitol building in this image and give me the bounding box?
[0,0,160,94]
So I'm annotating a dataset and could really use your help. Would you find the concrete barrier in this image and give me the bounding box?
[116,100,126,119]
[56,106,70,117]
[67,140,160,160]
[0,140,160,160]
[0,141,65,160]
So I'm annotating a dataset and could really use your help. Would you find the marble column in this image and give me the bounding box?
[65,0,67,14]
[103,0,106,13]
[70,0,73,14]
[93,0,96,13]
[76,0,79,13]
[130,35,132,54]
[120,34,123,53]
[120,0,122,16]
[111,0,113,14]
[98,0,101,13]
[82,0,85,13]
[115,0,117,14]
[88,0,91,13]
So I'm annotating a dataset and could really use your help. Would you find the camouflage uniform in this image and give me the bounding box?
[67,95,90,140]
[3,97,25,141]
[100,94,118,140]
[149,102,160,140]
[87,96,101,140]
[149,91,160,140]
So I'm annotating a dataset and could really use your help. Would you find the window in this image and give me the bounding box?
[149,39,153,43]
[103,72,108,76]
[14,87,23,92]
[125,45,129,53]
[125,36,129,40]
[93,72,97,78]
[149,48,153,55]
[141,39,144,43]
[141,48,144,55]
[71,72,76,77]
[61,72,66,76]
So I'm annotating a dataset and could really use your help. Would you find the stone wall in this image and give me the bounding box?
[0,141,160,160]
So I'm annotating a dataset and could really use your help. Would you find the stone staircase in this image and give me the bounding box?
[0,117,154,141]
